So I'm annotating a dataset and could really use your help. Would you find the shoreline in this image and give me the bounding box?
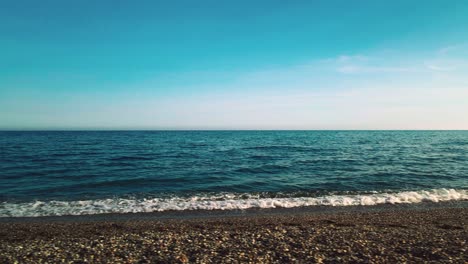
[1,203,466,263]
[1,200,467,223]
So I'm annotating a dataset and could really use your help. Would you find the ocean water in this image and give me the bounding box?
[0,131,467,217]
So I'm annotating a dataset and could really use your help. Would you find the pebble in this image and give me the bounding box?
[0,207,466,263]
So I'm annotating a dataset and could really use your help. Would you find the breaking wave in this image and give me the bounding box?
[1,188,467,217]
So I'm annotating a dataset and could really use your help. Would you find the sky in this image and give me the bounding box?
[1,0,468,130]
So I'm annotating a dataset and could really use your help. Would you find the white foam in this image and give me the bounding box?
[1,188,467,217]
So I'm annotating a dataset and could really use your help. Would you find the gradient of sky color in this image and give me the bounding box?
[1,0,468,129]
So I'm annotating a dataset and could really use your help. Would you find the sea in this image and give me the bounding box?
[0,130,467,217]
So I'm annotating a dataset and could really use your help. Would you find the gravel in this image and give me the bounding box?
[0,207,466,263]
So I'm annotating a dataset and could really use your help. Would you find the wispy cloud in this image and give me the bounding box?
[336,55,369,63]
[424,62,455,72]
[336,65,415,74]
[424,45,468,72]
[437,43,468,55]
[329,52,417,74]
[438,45,457,55]
[333,46,468,75]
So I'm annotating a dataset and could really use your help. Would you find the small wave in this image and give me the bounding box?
[1,189,466,217]
[234,164,290,174]
[109,156,154,161]
[242,145,319,151]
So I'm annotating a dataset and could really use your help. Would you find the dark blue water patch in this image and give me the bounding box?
[234,164,291,174]
[108,156,155,162]
[0,131,467,202]
[249,155,281,161]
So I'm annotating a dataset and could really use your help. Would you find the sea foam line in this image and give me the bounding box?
[1,188,467,217]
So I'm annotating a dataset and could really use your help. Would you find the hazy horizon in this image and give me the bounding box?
[1,1,468,130]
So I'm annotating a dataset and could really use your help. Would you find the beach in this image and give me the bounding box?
[1,204,466,263]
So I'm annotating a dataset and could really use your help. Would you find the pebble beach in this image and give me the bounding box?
[1,206,466,263]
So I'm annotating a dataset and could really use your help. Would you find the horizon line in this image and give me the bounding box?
[1,129,467,132]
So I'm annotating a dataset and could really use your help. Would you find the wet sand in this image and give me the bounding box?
[0,206,466,263]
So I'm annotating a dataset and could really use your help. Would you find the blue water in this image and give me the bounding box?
[0,131,467,217]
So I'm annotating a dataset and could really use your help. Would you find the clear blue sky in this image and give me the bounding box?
[1,0,468,129]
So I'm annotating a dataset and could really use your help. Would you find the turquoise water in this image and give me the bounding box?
[0,131,467,217]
